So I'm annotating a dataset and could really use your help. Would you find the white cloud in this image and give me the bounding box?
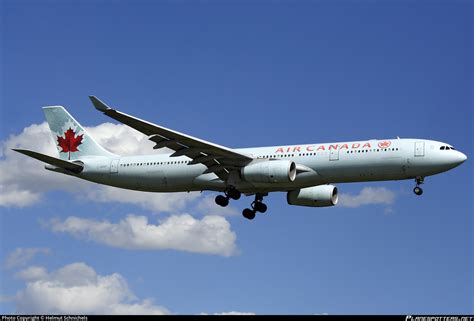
[0,123,71,207]
[4,247,51,269]
[15,266,48,281]
[338,187,396,208]
[0,188,41,207]
[0,121,194,210]
[2,123,241,258]
[48,214,237,257]
[14,262,169,315]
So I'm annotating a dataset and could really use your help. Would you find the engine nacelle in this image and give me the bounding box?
[287,185,338,207]
[241,160,296,183]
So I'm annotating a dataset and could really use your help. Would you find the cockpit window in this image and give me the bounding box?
[440,146,456,150]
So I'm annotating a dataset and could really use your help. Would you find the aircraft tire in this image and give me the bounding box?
[413,186,423,196]
[215,195,229,207]
[243,208,256,220]
[254,202,267,213]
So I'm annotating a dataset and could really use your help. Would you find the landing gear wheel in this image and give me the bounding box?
[215,195,229,207]
[252,201,267,213]
[242,208,256,220]
[227,189,241,200]
[413,186,423,196]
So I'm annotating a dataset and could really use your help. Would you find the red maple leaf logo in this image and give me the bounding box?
[57,128,83,160]
[378,141,391,149]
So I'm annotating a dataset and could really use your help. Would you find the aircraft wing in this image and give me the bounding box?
[89,96,253,179]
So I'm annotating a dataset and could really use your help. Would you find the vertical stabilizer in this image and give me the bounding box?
[43,106,117,160]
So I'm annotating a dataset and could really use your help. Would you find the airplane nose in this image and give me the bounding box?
[454,151,467,165]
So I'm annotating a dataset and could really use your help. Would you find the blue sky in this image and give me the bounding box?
[0,0,472,314]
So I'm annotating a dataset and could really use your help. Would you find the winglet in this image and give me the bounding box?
[89,96,112,112]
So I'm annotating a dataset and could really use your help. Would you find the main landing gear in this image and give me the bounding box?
[215,190,268,220]
[413,176,424,196]
[215,188,241,207]
[242,194,267,220]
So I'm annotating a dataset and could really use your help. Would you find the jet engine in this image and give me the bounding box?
[241,160,296,183]
[287,185,338,207]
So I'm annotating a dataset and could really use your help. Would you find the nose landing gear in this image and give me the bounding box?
[413,176,424,196]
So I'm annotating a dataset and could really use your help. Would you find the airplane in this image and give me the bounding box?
[13,96,467,220]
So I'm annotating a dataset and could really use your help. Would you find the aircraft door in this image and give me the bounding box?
[110,159,119,173]
[414,141,425,157]
[329,148,339,161]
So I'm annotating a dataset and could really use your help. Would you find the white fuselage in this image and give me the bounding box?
[67,138,466,194]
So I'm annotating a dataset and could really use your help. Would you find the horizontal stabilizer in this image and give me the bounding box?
[12,149,84,173]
